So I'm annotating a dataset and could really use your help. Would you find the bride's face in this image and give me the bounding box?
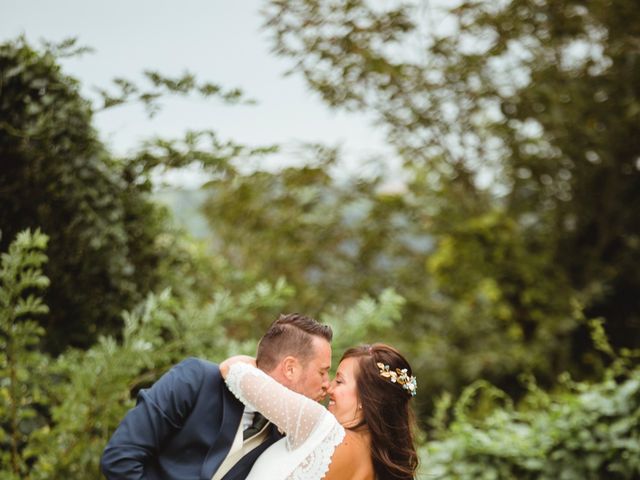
[327,357,362,427]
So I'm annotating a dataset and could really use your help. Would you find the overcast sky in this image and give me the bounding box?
[1,0,392,185]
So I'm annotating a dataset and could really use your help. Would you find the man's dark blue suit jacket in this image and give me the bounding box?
[101,357,281,480]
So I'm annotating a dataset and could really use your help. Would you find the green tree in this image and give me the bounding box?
[198,149,581,410]
[261,0,640,385]
[0,38,264,353]
[0,39,166,351]
[201,149,426,313]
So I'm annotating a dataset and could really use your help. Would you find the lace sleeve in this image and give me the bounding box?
[226,363,329,450]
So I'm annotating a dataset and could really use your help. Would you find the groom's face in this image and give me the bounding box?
[292,336,332,402]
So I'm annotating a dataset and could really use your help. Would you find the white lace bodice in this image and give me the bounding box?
[225,363,345,479]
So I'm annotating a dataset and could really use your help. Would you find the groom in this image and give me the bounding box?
[101,313,333,480]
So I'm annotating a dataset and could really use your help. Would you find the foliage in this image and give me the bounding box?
[0,229,50,480]
[198,148,583,415]
[0,229,402,478]
[95,69,255,117]
[420,348,640,479]
[261,0,640,392]
[0,37,272,353]
[201,150,425,315]
[0,38,163,351]
[3,2,640,475]
[2,230,639,480]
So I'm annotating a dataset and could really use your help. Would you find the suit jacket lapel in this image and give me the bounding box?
[220,424,284,480]
[200,384,244,480]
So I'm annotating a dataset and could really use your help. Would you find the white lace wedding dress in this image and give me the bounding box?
[225,363,346,479]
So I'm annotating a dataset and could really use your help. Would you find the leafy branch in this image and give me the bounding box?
[0,229,50,479]
[95,70,255,117]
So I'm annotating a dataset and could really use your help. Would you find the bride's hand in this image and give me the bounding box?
[220,355,256,379]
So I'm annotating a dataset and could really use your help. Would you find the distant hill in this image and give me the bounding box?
[154,188,211,239]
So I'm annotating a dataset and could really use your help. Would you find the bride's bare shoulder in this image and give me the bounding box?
[323,430,374,480]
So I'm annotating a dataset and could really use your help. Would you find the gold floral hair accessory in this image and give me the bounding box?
[377,362,417,397]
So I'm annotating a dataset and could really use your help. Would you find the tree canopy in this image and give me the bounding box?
[0,38,265,353]
[259,0,640,383]
[0,39,186,352]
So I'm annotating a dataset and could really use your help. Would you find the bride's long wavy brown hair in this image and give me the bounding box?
[341,343,418,480]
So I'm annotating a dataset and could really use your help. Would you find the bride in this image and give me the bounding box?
[220,343,418,480]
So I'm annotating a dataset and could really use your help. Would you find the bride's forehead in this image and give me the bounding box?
[336,357,359,376]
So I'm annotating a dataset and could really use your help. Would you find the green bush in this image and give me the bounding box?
[420,364,640,479]
[0,230,51,480]
[0,230,292,478]
[0,229,404,479]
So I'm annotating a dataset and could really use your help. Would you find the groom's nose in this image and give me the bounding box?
[321,378,330,392]
[326,380,334,394]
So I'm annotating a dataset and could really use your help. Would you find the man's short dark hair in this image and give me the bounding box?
[256,313,333,371]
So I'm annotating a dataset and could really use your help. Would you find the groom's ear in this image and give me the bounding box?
[281,356,300,380]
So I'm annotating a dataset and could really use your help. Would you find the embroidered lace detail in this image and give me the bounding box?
[226,363,329,450]
[285,420,345,480]
[226,363,349,479]
[224,363,249,405]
